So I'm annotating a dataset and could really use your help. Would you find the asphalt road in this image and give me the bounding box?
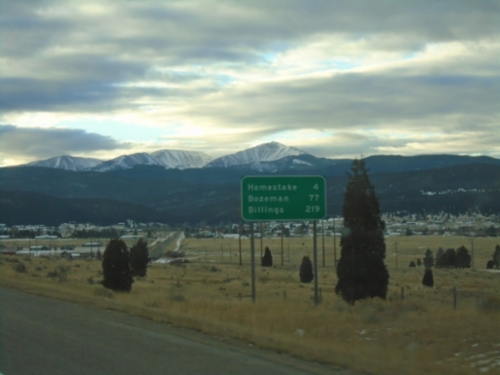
[0,288,357,375]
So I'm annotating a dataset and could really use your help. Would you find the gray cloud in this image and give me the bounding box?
[1,0,499,159]
[0,125,131,161]
[191,70,500,133]
[2,0,499,113]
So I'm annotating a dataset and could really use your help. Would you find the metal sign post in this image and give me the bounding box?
[250,222,256,303]
[313,220,319,305]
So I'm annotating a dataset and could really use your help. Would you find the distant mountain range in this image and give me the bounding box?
[22,141,500,174]
[3,142,500,226]
[26,141,308,172]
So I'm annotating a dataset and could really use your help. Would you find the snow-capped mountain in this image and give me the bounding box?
[151,150,212,169]
[91,152,159,172]
[21,142,317,172]
[26,155,102,171]
[204,141,307,168]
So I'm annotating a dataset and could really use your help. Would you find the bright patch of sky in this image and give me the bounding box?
[57,119,166,143]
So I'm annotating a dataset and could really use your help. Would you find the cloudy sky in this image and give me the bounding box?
[1,0,499,166]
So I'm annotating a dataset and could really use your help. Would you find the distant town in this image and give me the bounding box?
[1,212,499,247]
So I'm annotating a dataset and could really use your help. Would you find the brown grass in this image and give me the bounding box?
[1,235,500,375]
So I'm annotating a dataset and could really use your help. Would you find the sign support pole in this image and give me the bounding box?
[238,206,242,266]
[260,222,263,259]
[313,220,319,305]
[281,222,284,266]
[322,219,325,267]
[250,222,256,303]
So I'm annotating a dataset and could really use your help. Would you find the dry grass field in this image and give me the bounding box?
[1,234,499,375]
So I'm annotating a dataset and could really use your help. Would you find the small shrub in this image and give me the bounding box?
[422,269,434,287]
[261,247,273,267]
[47,265,69,282]
[14,262,27,273]
[486,260,494,269]
[93,287,114,299]
[476,296,500,312]
[169,294,186,302]
[87,276,95,285]
[409,261,416,268]
[299,256,314,283]
[165,250,185,258]
[143,299,161,308]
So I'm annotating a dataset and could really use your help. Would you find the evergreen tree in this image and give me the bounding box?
[129,238,149,277]
[299,256,314,283]
[456,245,471,268]
[442,248,457,268]
[261,246,273,267]
[423,249,434,269]
[335,159,389,304]
[435,247,445,268]
[102,239,134,292]
[422,269,434,287]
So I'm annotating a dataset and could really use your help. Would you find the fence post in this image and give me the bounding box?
[401,286,405,301]
[453,287,457,310]
[283,290,287,301]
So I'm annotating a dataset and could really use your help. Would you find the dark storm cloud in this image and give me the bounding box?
[0,125,131,159]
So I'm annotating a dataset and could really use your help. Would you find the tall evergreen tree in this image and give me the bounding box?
[102,239,134,292]
[129,238,149,277]
[335,159,389,304]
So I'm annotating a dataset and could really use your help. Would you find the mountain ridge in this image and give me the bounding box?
[19,142,500,173]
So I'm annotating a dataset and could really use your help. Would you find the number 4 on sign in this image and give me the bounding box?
[313,184,319,190]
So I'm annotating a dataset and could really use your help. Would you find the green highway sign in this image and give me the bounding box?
[241,176,327,221]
